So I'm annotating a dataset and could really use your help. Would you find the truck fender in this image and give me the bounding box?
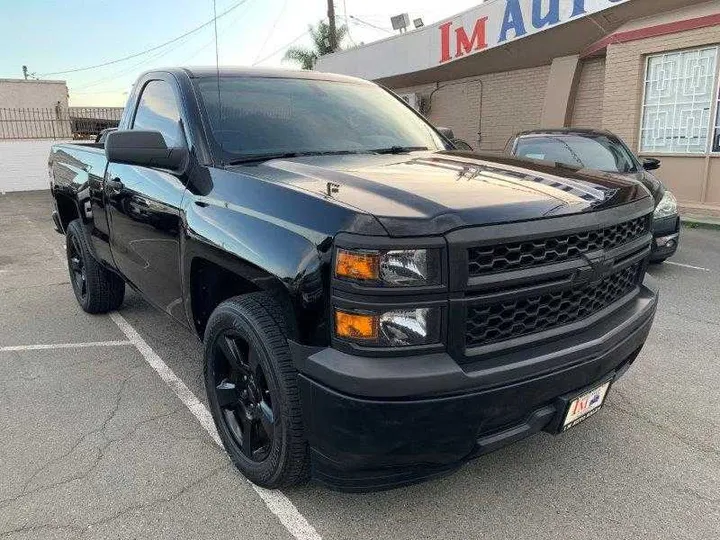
[180,201,331,344]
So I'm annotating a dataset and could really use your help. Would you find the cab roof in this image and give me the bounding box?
[142,66,373,85]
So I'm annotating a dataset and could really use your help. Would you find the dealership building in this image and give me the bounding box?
[317,0,720,215]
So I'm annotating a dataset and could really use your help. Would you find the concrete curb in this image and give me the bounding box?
[681,216,720,231]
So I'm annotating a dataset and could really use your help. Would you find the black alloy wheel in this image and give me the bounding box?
[68,233,87,301]
[204,293,309,488]
[65,219,125,313]
[212,331,275,461]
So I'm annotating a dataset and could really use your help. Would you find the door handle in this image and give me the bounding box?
[106,178,124,191]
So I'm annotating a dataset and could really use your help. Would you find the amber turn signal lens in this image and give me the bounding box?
[335,309,378,341]
[335,249,379,281]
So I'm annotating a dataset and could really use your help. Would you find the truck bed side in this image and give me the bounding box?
[49,143,113,265]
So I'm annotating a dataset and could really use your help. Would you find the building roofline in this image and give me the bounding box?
[321,0,509,62]
[582,12,720,57]
[0,78,67,84]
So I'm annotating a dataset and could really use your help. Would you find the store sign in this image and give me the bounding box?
[317,0,630,80]
[439,0,627,63]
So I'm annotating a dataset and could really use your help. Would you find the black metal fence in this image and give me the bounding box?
[0,107,124,140]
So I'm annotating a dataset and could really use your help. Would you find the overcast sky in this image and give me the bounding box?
[0,0,482,106]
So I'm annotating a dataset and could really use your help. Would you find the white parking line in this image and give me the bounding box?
[664,261,711,272]
[33,216,321,539]
[108,311,323,540]
[0,341,132,352]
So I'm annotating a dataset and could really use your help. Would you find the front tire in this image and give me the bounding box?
[204,293,309,488]
[66,219,125,313]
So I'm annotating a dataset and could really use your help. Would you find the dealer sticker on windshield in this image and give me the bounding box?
[563,382,611,431]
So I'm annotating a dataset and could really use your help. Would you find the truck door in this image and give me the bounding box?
[104,78,188,322]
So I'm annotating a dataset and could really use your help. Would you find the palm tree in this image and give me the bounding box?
[283,21,348,70]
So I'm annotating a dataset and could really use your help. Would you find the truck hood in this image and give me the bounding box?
[240,151,651,236]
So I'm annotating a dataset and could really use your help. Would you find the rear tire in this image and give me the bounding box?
[66,219,125,313]
[204,292,309,488]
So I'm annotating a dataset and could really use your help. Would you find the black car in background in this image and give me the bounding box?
[506,129,679,263]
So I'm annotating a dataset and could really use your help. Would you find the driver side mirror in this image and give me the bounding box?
[451,138,473,151]
[105,130,187,171]
[437,127,455,140]
[642,157,661,171]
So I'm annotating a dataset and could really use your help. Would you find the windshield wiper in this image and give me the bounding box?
[226,149,378,165]
[370,146,429,154]
[225,153,296,165]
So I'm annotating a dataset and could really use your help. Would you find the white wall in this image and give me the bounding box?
[0,139,70,193]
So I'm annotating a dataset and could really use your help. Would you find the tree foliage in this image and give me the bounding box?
[283,20,347,70]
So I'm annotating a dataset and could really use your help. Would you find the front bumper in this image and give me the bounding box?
[295,279,658,491]
[651,214,680,261]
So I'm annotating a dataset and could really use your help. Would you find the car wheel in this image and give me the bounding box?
[66,219,125,313]
[204,292,309,488]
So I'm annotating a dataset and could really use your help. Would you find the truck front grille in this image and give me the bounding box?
[465,262,641,348]
[467,215,650,276]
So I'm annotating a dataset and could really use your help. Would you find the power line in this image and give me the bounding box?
[69,32,199,91]
[71,0,256,95]
[177,28,230,65]
[349,15,393,34]
[40,0,250,76]
[252,30,309,66]
[342,0,356,46]
[253,0,289,64]
[168,1,255,66]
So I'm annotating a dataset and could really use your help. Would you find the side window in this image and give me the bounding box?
[132,80,184,147]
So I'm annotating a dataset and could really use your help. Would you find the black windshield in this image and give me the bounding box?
[514,134,639,173]
[194,77,446,163]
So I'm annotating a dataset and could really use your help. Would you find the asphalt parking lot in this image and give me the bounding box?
[1,190,719,540]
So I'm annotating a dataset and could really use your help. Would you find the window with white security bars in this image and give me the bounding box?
[714,73,720,152]
[640,46,719,154]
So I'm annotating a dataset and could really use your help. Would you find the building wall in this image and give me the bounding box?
[478,65,551,151]
[602,24,720,206]
[394,77,483,150]
[602,25,720,152]
[0,79,72,140]
[394,65,551,152]
[570,58,606,129]
[0,79,69,109]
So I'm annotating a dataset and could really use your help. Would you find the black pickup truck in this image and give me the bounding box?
[49,68,658,491]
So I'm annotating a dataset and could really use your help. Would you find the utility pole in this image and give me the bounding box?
[327,0,337,52]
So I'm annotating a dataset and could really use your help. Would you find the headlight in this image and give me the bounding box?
[335,248,441,287]
[654,190,678,219]
[334,307,441,347]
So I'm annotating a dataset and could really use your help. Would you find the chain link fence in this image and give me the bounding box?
[0,107,124,140]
